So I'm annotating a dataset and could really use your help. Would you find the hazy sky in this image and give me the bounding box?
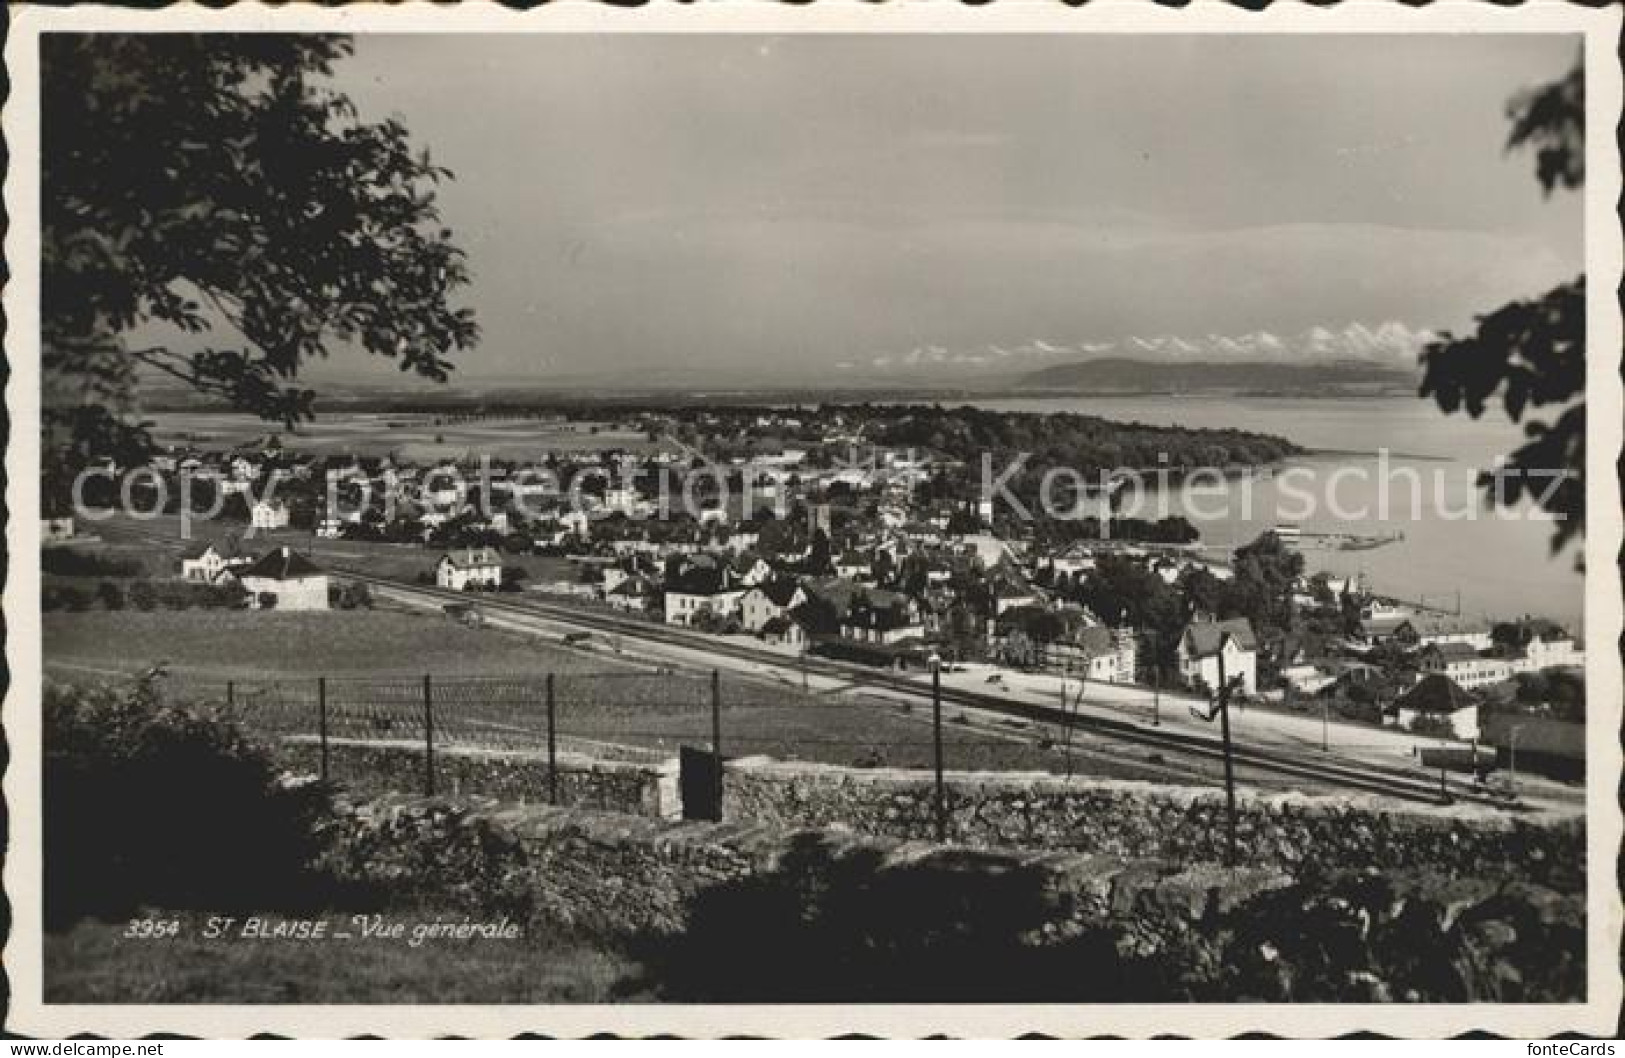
[315,32,1583,384]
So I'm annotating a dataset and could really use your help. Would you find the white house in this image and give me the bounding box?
[605,574,656,613]
[238,547,329,611]
[180,542,230,583]
[436,548,504,591]
[740,578,807,633]
[1394,673,1480,740]
[250,499,290,530]
[761,607,819,650]
[835,551,872,581]
[842,595,924,646]
[1508,624,1585,674]
[663,565,747,626]
[1403,615,1493,650]
[1177,617,1259,697]
[1417,643,1512,690]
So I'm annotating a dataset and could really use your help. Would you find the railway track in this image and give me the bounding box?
[89,520,1512,809]
[336,570,1510,809]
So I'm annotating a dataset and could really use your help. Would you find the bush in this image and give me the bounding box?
[129,580,158,611]
[44,677,332,928]
[1409,713,1458,738]
[41,547,142,578]
[95,580,126,610]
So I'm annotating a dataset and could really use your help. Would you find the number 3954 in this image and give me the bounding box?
[123,917,181,939]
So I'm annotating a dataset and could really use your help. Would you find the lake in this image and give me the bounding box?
[976,395,1585,631]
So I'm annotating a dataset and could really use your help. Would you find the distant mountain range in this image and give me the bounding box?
[848,322,1439,380]
[1015,357,1414,393]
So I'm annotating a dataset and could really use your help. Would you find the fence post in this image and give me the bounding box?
[423,673,435,797]
[710,669,722,758]
[317,676,329,783]
[226,680,234,709]
[546,673,558,806]
[932,663,946,844]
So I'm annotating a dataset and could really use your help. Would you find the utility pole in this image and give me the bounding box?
[1216,652,1238,867]
[710,668,723,759]
[1060,672,1075,780]
[1149,630,1161,727]
[1509,724,1525,799]
[932,659,946,844]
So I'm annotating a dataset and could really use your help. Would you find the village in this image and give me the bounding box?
[45,405,1588,783]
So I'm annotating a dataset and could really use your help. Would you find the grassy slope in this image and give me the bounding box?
[43,607,1180,778]
[43,607,617,680]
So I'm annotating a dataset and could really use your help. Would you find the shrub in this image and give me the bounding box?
[43,677,332,927]
[129,580,158,611]
[95,580,126,610]
[41,547,141,578]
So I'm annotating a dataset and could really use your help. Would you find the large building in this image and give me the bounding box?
[238,547,329,611]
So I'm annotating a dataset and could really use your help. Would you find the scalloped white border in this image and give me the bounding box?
[4,0,1621,1039]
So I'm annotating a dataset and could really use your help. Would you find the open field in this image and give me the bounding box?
[43,608,622,681]
[45,912,646,1003]
[43,607,1194,781]
[146,411,674,461]
[91,513,580,585]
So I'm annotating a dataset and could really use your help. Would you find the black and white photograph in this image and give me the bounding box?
[4,1,1621,1041]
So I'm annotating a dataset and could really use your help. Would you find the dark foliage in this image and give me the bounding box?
[40,547,142,579]
[44,677,333,928]
[42,34,477,492]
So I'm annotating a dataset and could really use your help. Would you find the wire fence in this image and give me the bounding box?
[162,667,1204,799]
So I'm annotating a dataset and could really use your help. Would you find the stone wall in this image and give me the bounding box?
[278,737,679,819]
[320,794,1587,1003]
[721,756,1585,890]
[279,737,1583,890]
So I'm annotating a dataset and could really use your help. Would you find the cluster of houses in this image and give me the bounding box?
[178,539,330,611]
[131,433,1586,750]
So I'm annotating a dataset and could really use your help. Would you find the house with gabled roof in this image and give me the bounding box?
[842,592,924,646]
[436,547,503,591]
[1418,642,1511,690]
[1402,615,1493,650]
[239,546,329,611]
[1177,617,1259,696]
[740,577,808,633]
[605,573,657,614]
[250,498,290,530]
[179,538,252,584]
[663,564,747,626]
[761,606,823,650]
[1393,673,1480,739]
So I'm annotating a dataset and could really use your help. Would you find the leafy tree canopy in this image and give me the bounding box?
[43,34,478,475]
